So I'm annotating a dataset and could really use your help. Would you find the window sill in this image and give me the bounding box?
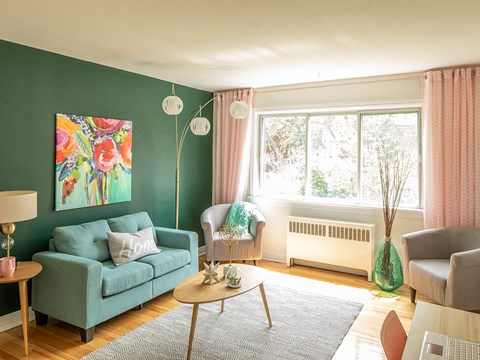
[248,195,424,221]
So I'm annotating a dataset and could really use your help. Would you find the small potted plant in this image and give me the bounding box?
[225,265,243,288]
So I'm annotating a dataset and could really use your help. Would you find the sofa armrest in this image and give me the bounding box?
[32,251,103,329]
[155,227,198,269]
[445,248,480,310]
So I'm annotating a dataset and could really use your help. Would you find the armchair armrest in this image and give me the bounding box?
[446,248,480,310]
[250,210,266,237]
[401,228,452,286]
[201,210,216,261]
[32,251,103,329]
[450,248,480,268]
[250,210,266,256]
[155,227,198,269]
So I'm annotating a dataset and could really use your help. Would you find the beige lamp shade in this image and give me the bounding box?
[0,191,37,223]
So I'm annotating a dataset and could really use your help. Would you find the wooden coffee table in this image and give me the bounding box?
[173,264,272,360]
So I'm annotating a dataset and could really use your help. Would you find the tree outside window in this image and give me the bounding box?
[260,109,421,208]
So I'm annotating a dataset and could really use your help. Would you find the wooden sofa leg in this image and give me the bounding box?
[410,287,417,303]
[80,327,95,343]
[136,303,143,310]
[254,260,258,266]
[34,311,48,326]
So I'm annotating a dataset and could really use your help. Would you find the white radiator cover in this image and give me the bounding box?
[286,216,375,280]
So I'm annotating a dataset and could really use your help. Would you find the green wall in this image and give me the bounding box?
[0,40,213,316]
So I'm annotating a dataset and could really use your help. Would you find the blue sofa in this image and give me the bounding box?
[32,212,198,342]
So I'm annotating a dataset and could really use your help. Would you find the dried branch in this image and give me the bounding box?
[377,148,413,286]
[378,149,413,237]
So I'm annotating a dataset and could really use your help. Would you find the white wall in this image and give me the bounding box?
[249,73,425,271]
[250,197,424,265]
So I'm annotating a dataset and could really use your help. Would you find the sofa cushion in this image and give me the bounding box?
[136,247,191,277]
[53,220,111,261]
[107,226,160,265]
[101,260,154,297]
[409,259,450,305]
[107,212,157,243]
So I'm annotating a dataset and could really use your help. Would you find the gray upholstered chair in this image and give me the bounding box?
[401,227,480,311]
[200,203,266,266]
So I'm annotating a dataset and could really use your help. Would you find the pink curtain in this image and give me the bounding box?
[423,67,480,228]
[214,88,253,204]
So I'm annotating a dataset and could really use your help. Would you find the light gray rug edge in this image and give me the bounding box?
[82,283,364,360]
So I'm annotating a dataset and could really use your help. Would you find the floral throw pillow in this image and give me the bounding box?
[224,201,257,235]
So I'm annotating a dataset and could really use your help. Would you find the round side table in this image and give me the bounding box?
[0,261,42,356]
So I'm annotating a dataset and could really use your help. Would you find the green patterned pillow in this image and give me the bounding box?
[224,201,257,234]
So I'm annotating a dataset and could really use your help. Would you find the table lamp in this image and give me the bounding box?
[0,191,37,259]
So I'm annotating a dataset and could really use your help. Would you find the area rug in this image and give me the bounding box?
[82,283,363,360]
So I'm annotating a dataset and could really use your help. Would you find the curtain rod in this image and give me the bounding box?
[424,66,479,79]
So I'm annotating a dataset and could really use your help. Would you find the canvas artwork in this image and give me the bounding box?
[55,113,132,210]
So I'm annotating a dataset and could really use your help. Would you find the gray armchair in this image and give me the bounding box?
[200,204,266,265]
[402,227,480,311]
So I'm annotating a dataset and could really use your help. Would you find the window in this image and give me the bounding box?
[262,115,306,197]
[260,109,421,207]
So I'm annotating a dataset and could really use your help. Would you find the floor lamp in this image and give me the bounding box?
[162,84,249,229]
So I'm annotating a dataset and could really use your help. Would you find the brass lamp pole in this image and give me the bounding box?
[1,223,16,257]
[162,84,249,229]
[173,100,214,230]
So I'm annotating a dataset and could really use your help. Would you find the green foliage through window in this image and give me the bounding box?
[260,109,421,207]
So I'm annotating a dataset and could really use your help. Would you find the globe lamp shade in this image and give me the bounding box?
[190,117,211,135]
[229,100,249,119]
[162,95,184,115]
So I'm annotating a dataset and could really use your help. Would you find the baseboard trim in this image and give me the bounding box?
[197,247,284,265]
[261,254,285,263]
[0,307,35,333]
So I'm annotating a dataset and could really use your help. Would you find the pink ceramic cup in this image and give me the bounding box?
[0,256,16,277]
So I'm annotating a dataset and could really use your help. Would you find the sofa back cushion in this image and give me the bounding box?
[53,219,111,261]
[107,212,157,243]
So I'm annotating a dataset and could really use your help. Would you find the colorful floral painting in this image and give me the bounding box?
[55,113,132,210]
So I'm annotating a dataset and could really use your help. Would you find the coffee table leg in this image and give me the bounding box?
[259,283,272,327]
[187,304,199,360]
[220,299,225,313]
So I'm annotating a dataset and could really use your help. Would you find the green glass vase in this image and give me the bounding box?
[372,238,403,291]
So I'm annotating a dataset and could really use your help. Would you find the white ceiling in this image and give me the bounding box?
[0,0,479,92]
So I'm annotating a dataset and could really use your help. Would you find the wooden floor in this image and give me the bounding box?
[0,258,433,360]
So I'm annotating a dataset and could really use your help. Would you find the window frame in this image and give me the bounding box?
[257,107,423,209]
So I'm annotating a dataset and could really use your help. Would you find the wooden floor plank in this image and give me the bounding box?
[1,258,434,359]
